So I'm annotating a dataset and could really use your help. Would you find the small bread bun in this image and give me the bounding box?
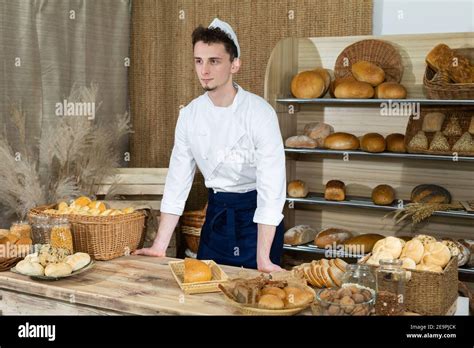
[386,133,406,153]
[258,294,285,309]
[261,287,286,300]
[44,262,72,277]
[360,133,386,153]
[371,184,396,206]
[351,61,385,86]
[183,258,212,283]
[16,260,45,276]
[400,257,417,270]
[422,242,451,268]
[373,236,403,259]
[288,180,309,198]
[283,287,313,308]
[400,239,424,264]
[291,70,326,98]
[65,252,91,271]
[416,263,443,273]
[375,82,407,99]
[334,80,374,99]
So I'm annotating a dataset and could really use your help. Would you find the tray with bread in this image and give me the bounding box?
[169,258,229,294]
[218,273,315,315]
[11,244,93,280]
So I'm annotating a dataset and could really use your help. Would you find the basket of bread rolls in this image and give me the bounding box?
[359,235,459,315]
[332,39,407,99]
[169,258,229,294]
[28,197,145,261]
[218,273,315,315]
[11,244,93,280]
[0,223,34,271]
[423,44,474,100]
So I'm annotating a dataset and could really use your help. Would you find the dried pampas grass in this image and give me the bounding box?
[0,83,132,220]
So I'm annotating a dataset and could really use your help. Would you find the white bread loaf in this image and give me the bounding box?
[284,225,317,246]
[65,252,91,271]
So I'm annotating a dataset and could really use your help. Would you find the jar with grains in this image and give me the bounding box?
[50,217,74,254]
[375,259,406,316]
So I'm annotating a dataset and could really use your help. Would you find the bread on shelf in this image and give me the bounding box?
[429,132,450,151]
[351,61,385,86]
[291,70,326,98]
[422,112,446,132]
[425,43,474,84]
[303,122,334,147]
[324,132,360,150]
[385,133,406,153]
[360,133,386,153]
[410,184,451,204]
[343,234,385,254]
[334,79,374,99]
[287,180,309,198]
[314,227,353,248]
[371,184,396,205]
[284,225,317,246]
[408,131,429,150]
[375,82,407,99]
[324,180,346,201]
[285,135,317,149]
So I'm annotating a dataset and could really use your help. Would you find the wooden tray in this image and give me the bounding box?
[169,260,229,294]
[405,108,474,156]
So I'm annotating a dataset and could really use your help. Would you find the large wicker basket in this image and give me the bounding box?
[360,254,458,315]
[28,205,146,260]
[423,47,474,100]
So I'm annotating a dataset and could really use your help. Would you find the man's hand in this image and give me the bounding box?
[132,244,166,257]
[257,259,283,273]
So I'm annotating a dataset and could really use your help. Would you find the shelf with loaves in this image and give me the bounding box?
[264,32,474,263]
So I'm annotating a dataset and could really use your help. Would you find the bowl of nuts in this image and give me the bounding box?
[311,284,375,316]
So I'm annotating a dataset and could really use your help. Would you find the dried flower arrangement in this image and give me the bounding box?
[0,84,132,221]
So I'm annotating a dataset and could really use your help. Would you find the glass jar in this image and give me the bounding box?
[31,215,50,244]
[50,217,74,253]
[341,264,376,292]
[375,259,406,316]
[10,220,32,239]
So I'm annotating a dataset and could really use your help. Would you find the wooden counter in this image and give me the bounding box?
[0,256,265,315]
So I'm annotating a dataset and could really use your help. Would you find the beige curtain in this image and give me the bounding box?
[0,0,130,226]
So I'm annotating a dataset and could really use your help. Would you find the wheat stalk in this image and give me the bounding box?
[386,201,466,226]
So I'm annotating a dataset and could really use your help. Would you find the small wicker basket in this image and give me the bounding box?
[169,259,228,294]
[28,205,146,260]
[180,204,207,254]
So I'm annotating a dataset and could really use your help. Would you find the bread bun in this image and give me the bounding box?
[303,122,334,147]
[0,229,9,238]
[422,242,451,268]
[361,133,386,153]
[413,234,437,246]
[422,112,446,132]
[372,184,395,206]
[183,258,212,283]
[258,294,285,309]
[283,287,313,308]
[291,70,326,98]
[285,135,317,149]
[288,180,309,198]
[416,263,443,273]
[331,75,356,96]
[324,180,346,201]
[343,234,385,254]
[386,133,406,153]
[373,236,403,259]
[15,260,45,276]
[44,262,73,277]
[312,68,331,93]
[324,132,360,150]
[334,80,374,99]
[314,228,353,248]
[366,250,394,266]
[261,287,286,300]
[351,61,385,86]
[375,82,407,99]
[400,239,424,264]
[65,252,91,271]
[400,257,417,270]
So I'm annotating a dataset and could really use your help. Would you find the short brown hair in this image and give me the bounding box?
[192,25,238,61]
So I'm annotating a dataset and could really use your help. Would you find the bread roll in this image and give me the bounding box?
[416,263,443,273]
[324,132,360,150]
[331,75,356,96]
[183,258,212,283]
[366,250,394,266]
[324,180,345,201]
[65,252,91,271]
[258,294,285,309]
[334,80,374,99]
[0,229,9,238]
[291,70,326,98]
[469,116,474,134]
[284,225,317,245]
[429,132,450,151]
[385,133,406,153]
[371,184,395,206]
[314,228,353,248]
[408,131,429,150]
[303,122,334,147]
[312,68,331,93]
[15,260,44,276]
[288,180,309,198]
[285,135,317,149]
[283,287,313,308]
[452,132,474,152]
[44,262,73,277]
[261,287,287,300]
[400,239,424,264]
[413,234,437,246]
[422,242,451,268]
[400,257,417,270]
[351,61,385,86]
[361,133,386,153]
[373,236,403,259]
[443,116,463,137]
[375,82,407,99]
[422,112,446,132]
[343,234,385,253]
[411,184,451,204]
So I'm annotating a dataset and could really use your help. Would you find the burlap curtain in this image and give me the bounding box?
[129,0,373,210]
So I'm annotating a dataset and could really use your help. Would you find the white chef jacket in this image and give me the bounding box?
[160,83,286,226]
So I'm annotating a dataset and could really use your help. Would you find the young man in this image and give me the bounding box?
[134,18,286,273]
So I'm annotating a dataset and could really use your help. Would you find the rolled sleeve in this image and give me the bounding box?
[160,110,196,216]
[252,109,286,226]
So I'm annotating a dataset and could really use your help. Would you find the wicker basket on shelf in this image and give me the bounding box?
[180,204,207,254]
[423,47,474,100]
[28,205,146,260]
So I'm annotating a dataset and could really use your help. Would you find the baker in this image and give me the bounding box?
[134,18,286,273]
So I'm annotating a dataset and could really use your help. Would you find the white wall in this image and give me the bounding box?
[373,0,474,35]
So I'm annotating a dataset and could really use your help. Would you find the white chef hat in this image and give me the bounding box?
[208,18,240,58]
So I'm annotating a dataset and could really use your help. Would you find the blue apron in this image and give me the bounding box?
[197,189,285,269]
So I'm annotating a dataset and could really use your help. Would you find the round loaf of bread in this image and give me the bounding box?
[183,258,212,283]
[372,184,395,206]
[411,184,451,204]
[44,262,73,277]
[291,70,326,98]
[312,67,331,92]
[16,260,44,276]
[324,132,360,150]
[65,252,91,271]
[375,82,407,99]
[258,294,285,309]
[303,122,334,147]
[351,61,385,86]
[288,180,309,198]
[386,133,406,153]
[400,239,424,264]
[361,133,386,153]
[422,242,451,268]
[334,80,374,99]
[373,236,403,259]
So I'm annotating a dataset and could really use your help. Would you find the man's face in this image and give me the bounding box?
[194,41,240,92]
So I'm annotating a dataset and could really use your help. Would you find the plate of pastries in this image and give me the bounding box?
[11,244,93,280]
